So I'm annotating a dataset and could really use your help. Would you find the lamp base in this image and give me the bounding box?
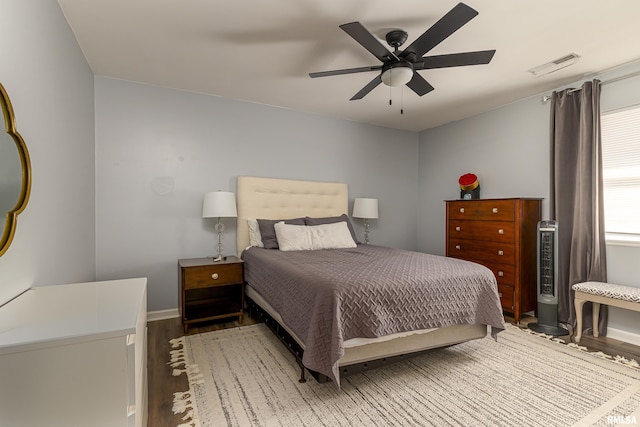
[363,219,370,244]
[213,219,225,262]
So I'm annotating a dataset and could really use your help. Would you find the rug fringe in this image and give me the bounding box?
[169,336,203,427]
[517,325,640,370]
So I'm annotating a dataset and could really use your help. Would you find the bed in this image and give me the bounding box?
[236,176,506,386]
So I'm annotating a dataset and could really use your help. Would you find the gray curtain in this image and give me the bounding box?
[549,79,608,337]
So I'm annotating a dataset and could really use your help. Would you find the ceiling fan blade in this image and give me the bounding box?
[309,65,382,78]
[401,3,479,59]
[340,22,398,62]
[350,75,382,100]
[406,73,435,96]
[414,50,496,70]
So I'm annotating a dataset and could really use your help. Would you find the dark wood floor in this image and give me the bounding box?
[510,313,640,362]
[147,315,258,427]
[147,314,640,427]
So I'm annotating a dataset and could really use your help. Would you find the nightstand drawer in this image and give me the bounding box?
[184,264,243,289]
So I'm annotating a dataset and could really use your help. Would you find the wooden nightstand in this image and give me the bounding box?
[178,256,244,333]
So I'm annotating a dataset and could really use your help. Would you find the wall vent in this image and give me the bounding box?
[528,53,580,77]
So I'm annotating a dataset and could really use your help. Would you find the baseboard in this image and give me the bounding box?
[147,308,179,322]
[607,326,640,346]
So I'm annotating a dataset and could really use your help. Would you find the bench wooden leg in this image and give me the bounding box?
[574,298,586,343]
[592,302,600,338]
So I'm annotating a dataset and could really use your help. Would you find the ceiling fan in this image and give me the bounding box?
[309,2,496,101]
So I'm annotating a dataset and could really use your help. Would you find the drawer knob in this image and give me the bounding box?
[492,208,498,213]
[498,271,504,277]
[459,207,465,213]
[498,292,503,298]
[498,229,504,234]
[455,226,461,232]
[455,245,461,250]
[498,250,504,256]
[211,273,219,280]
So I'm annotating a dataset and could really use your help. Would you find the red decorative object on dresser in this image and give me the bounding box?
[446,198,542,323]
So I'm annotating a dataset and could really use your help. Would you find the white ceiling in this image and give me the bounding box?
[57,0,640,132]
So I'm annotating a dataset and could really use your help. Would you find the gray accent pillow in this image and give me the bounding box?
[305,214,360,244]
[257,218,306,249]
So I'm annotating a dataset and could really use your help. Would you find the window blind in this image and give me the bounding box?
[601,107,640,240]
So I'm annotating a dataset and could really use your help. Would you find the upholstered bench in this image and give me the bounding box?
[573,281,640,343]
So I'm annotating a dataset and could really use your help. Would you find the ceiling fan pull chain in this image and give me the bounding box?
[401,86,404,115]
[389,70,393,106]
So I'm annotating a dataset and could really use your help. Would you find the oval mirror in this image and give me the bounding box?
[0,83,31,257]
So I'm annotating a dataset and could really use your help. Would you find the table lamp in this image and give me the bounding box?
[352,198,379,244]
[202,191,237,261]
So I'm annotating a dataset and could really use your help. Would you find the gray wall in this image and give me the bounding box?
[94,77,419,311]
[418,61,640,343]
[0,0,96,305]
[417,96,549,256]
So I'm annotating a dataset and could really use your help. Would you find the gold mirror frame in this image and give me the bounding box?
[0,83,31,257]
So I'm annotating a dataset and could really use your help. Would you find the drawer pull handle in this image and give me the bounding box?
[455,245,461,250]
[459,208,465,213]
[498,271,504,277]
[498,250,504,256]
[498,229,504,234]
[211,273,219,280]
[455,226,461,232]
[492,208,498,213]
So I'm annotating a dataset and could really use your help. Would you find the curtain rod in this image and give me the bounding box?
[541,69,640,102]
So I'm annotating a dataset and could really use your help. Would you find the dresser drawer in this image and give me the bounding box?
[184,264,243,290]
[448,220,515,243]
[448,238,515,265]
[481,262,515,286]
[448,199,515,222]
[498,284,515,311]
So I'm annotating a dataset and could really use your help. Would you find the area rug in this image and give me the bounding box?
[169,323,640,427]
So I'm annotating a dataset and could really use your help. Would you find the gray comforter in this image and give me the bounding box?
[242,244,506,385]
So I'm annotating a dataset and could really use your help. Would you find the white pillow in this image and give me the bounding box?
[274,221,357,251]
[247,219,264,247]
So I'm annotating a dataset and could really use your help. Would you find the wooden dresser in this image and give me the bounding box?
[446,198,542,323]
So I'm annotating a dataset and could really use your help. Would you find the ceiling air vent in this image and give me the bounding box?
[528,53,580,77]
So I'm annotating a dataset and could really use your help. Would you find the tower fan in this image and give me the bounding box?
[528,220,569,336]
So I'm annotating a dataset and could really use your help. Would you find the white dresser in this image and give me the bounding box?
[0,278,147,427]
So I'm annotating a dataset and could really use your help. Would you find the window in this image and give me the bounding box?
[600,106,640,244]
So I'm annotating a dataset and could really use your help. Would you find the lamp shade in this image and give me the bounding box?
[202,191,237,218]
[352,198,379,219]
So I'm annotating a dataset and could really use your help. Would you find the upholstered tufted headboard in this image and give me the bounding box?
[236,176,349,257]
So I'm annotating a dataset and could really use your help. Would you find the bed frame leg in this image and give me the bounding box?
[246,296,310,383]
[297,360,307,383]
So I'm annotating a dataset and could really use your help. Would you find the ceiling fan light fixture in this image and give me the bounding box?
[381,64,413,87]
